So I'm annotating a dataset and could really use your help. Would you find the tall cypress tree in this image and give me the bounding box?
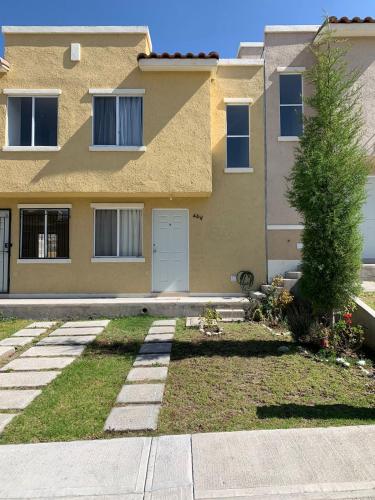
[287,24,369,320]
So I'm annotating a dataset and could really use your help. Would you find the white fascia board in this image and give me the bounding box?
[3,89,61,96]
[218,58,264,66]
[277,66,306,73]
[89,88,145,95]
[319,23,375,38]
[90,203,144,209]
[265,25,320,33]
[224,97,253,104]
[236,42,264,58]
[138,59,218,72]
[1,26,152,51]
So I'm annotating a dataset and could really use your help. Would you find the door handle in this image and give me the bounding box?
[153,244,157,254]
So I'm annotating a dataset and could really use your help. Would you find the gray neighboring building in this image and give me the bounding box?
[239,17,375,281]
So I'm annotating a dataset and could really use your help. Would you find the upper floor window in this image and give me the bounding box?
[226,104,250,169]
[20,208,69,260]
[8,97,58,147]
[93,96,143,147]
[279,74,303,137]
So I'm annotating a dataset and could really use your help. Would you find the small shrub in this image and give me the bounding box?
[252,308,264,322]
[286,299,315,342]
[262,277,293,326]
[329,314,364,355]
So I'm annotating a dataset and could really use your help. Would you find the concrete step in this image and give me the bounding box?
[249,291,266,300]
[361,264,375,281]
[186,317,200,328]
[260,284,284,294]
[216,308,245,319]
[284,271,302,279]
[282,278,298,290]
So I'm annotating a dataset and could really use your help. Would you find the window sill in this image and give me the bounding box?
[91,257,145,263]
[224,167,254,174]
[89,145,146,152]
[3,146,61,152]
[277,136,300,142]
[17,259,71,264]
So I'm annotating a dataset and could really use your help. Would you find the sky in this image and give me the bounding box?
[1,0,374,57]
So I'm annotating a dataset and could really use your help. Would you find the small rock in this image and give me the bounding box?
[336,357,345,364]
[359,366,371,376]
[206,331,212,336]
[343,361,350,368]
[278,346,290,353]
[357,360,366,367]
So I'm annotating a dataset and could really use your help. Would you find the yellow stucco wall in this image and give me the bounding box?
[0,33,212,196]
[0,33,266,294]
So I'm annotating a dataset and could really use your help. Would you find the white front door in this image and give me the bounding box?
[152,209,189,292]
[362,178,375,260]
[0,210,10,293]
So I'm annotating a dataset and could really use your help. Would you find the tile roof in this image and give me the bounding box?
[329,16,375,24]
[137,51,219,61]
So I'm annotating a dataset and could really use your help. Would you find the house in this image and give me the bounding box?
[0,26,266,295]
[238,17,375,280]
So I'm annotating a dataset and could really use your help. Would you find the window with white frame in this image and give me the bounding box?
[20,208,69,259]
[279,74,303,137]
[93,206,143,258]
[93,96,143,146]
[226,104,250,168]
[8,97,58,146]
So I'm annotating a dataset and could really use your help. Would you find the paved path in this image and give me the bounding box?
[104,319,176,432]
[0,425,374,498]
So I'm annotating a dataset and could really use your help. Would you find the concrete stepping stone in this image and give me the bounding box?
[13,328,47,338]
[133,353,170,367]
[152,320,177,327]
[62,320,110,328]
[144,334,174,343]
[116,383,165,404]
[0,413,17,433]
[0,337,35,347]
[0,357,75,372]
[27,322,57,329]
[36,336,96,346]
[139,342,172,355]
[186,317,200,328]
[127,367,168,382]
[21,345,86,357]
[0,371,61,388]
[50,327,103,336]
[0,389,42,410]
[0,347,15,362]
[148,326,175,335]
[104,405,160,431]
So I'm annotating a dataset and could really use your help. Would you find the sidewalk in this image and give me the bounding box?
[0,425,374,499]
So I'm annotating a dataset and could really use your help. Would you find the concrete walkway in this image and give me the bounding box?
[0,425,374,498]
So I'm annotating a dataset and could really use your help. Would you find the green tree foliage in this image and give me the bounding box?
[287,24,369,318]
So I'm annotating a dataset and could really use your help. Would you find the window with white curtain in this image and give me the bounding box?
[94,207,143,258]
[93,96,143,146]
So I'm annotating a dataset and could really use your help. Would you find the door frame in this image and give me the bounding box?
[151,208,189,293]
[0,209,11,294]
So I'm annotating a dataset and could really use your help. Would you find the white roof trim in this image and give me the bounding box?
[90,203,144,209]
[265,25,320,33]
[277,66,306,73]
[3,89,61,96]
[219,58,264,66]
[320,23,375,38]
[224,97,253,104]
[238,42,264,47]
[1,26,152,51]
[138,59,218,72]
[89,88,145,95]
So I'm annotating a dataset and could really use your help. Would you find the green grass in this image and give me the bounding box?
[0,318,30,341]
[360,293,375,310]
[0,316,153,444]
[158,321,375,434]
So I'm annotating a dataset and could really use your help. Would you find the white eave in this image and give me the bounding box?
[319,23,375,38]
[1,25,152,51]
[265,25,320,33]
[138,58,218,72]
[0,57,10,73]
[218,58,264,67]
[236,41,264,57]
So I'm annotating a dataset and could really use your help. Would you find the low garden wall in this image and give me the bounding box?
[353,297,375,351]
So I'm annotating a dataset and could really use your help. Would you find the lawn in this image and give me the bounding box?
[158,321,375,434]
[0,316,152,444]
[360,293,375,310]
[0,318,31,341]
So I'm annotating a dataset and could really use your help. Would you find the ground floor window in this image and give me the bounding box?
[20,208,69,259]
[94,207,143,258]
